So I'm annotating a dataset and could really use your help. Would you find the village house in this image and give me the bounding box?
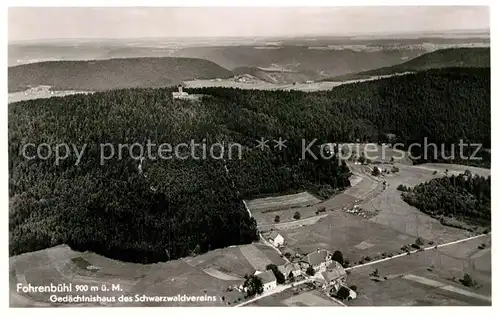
[278,262,302,278]
[304,249,332,273]
[255,270,277,292]
[319,261,347,292]
[268,231,285,247]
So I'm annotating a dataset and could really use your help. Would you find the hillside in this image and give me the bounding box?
[173,45,425,80]
[8,57,233,92]
[327,48,490,81]
[9,68,490,263]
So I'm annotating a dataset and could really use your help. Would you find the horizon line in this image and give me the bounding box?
[8,28,490,44]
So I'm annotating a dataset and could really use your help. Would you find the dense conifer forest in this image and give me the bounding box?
[401,172,491,228]
[8,67,490,263]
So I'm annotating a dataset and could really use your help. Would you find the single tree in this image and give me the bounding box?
[274,215,280,223]
[306,266,315,276]
[462,274,474,287]
[266,264,285,284]
[397,184,408,191]
[243,275,264,297]
[331,250,344,264]
[343,258,350,267]
[415,237,425,246]
[293,211,301,220]
[337,286,351,300]
[372,166,381,176]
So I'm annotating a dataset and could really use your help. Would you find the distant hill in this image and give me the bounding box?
[173,45,425,80]
[325,48,490,81]
[8,57,233,92]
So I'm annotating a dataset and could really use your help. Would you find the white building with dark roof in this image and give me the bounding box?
[304,249,332,273]
[320,261,347,292]
[268,231,285,247]
[255,270,277,292]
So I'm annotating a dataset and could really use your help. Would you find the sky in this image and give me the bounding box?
[8,6,490,41]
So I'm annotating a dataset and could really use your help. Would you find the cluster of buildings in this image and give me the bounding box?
[171,84,203,101]
[254,230,357,300]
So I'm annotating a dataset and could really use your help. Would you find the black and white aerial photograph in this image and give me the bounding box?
[5,3,494,312]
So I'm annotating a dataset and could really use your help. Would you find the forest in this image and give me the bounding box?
[401,172,491,228]
[324,47,490,81]
[8,67,490,263]
[8,57,233,92]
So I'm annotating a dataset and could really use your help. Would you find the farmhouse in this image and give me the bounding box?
[268,231,285,247]
[319,261,347,292]
[304,249,332,273]
[255,270,277,292]
[278,262,302,278]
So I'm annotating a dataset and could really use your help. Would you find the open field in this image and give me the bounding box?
[184,246,254,278]
[246,287,342,307]
[279,212,417,263]
[359,162,490,243]
[184,72,413,92]
[239,244,286,271]
[254,166,384,231]
[8,85,93,103]
[344,172,383,202]
[346,235,491,306]
[10,245,229,307]
[409,163,490,177]
[245,192,321,214]
[255,193,357,230]
[186,243,284,277]
[10,243,287,307]
[185,79,345,91]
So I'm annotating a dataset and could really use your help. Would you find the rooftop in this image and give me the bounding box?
[285,262,301,272]
[321,261,346,282]
[256,270,276,284]
[269,231,282,240]
[306,249,329,267]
